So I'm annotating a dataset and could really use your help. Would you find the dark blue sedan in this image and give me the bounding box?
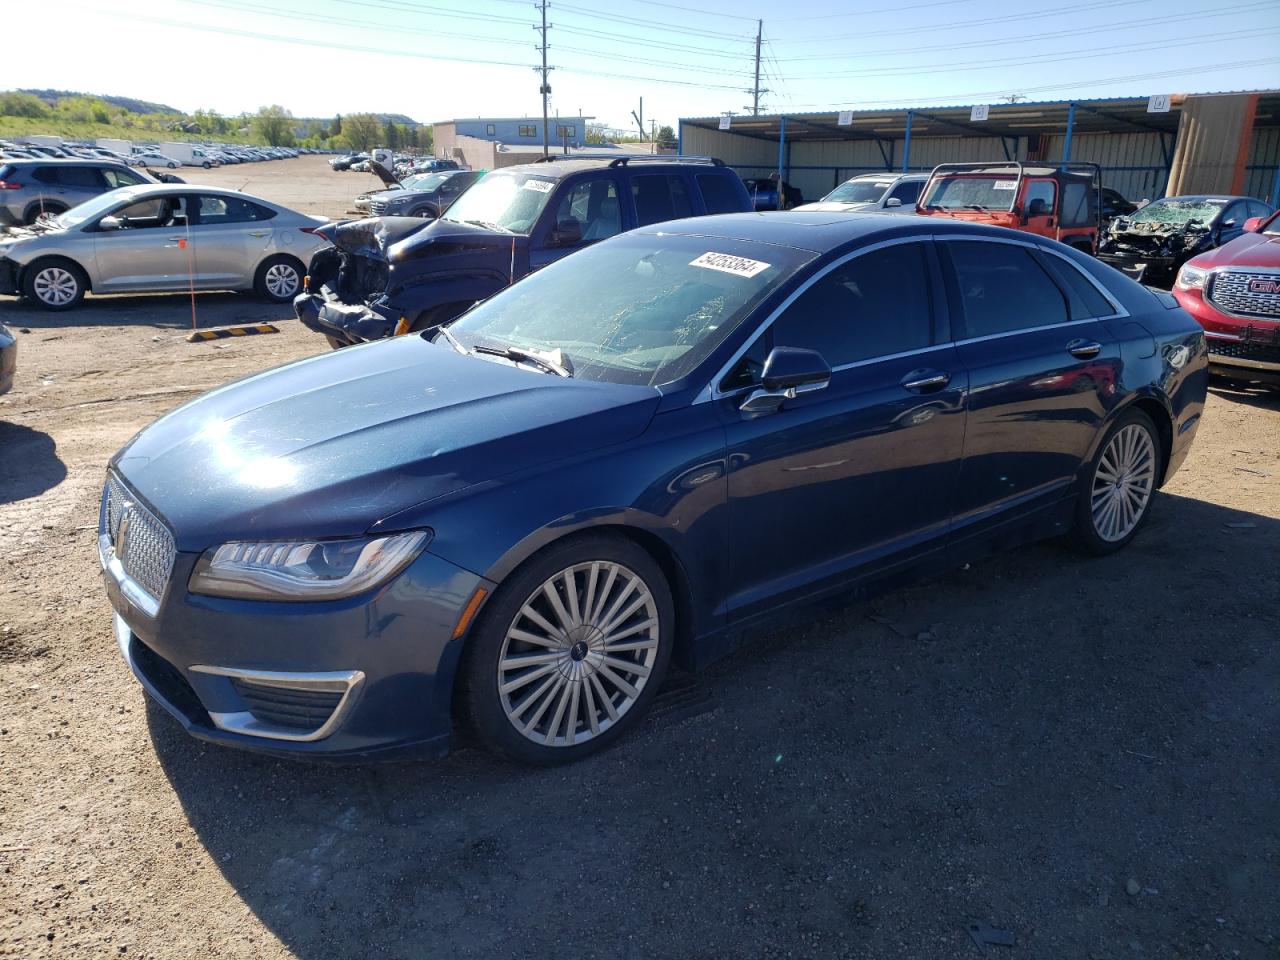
[101,213,1207,765]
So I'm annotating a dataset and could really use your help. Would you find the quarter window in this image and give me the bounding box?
[632,174,693,227]
[1033,251,1115,319]
[1059,182,1093,228]
[769,242,934,367]
[946,241,1068,337]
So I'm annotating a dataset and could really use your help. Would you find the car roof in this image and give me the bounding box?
[1152,195,1249,203]
[106,183,279,205]
[847,172,927,181]
[492,157,728,178]
[635,210,1026,252]
[0,157,133,167]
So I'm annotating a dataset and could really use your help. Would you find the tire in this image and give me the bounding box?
[253,255,304,303]
[460,533,674,765]
[1071,408,1162,555]
[22,257,87,311]
[202,161,211,169]
[168,161,179,169]
[409,205,438,219]
[23,203,66,226]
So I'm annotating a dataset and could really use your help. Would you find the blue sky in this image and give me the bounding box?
[6,0,1279,131]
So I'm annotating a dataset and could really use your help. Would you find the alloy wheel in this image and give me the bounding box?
[33,267,78,306]
[498,560,660,747]
[1090,423,1156,542]
[264,263,299,298]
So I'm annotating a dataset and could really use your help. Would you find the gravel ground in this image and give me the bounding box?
[1,158,1278,959]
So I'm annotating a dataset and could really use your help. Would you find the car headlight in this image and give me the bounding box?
[189,531,429,601]
[1176,264,1208,290]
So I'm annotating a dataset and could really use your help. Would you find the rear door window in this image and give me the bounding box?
[697,173,742,214]
[632,174,694,227]
[58,166,105,188]
[102,168,147,189]
[32,167,60,184]
[1060,182,1093,227]
[193,195,274,224]
[944,241,1069,337]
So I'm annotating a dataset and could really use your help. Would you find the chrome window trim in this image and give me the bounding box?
[697,235,935,403]
[953,315,1101,347]
[189,664,366,743]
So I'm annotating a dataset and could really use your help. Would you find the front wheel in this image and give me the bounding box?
[461,534,674,765]
[1072,409,1162,555]
[253,255,303,303]
[168,161,179,169]
[22,258,86,311]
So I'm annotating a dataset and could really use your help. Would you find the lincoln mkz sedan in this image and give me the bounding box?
[101,214,1207,765]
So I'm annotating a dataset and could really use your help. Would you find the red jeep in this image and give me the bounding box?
[1172,209,1280,391]
[917,161,1102,253]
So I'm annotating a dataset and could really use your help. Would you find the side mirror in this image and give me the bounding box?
[1243,216,1264,233]
[98,216,123,231]
[1221,218,1238,230]
[740,346,831,415]
[552,218,582,247]
[885,197,902,208]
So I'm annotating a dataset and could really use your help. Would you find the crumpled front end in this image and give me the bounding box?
[293,217,434,345]
[1097,219,1210,285]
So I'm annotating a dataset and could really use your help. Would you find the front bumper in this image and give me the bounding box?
[293,290,396,345]
[1098,252,1177,285]
[1206,334,1280,386]
[0,257,19,296]
[106,539,491,760]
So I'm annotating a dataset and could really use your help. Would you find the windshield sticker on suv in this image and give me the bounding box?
[992,180,1018,191]
[689,252,772,278]
[522,179,554,193]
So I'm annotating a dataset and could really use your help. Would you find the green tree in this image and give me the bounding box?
[253,105,295,146]
[332,114,342,136]
[656,125,676,149]
[0,92,50,118]
[193,108,228,135]
[342,113,380,152]
[384,119,400,150]
[56,96,111,124]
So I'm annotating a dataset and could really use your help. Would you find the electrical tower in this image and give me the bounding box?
[534,0,554,158]
[750,20,768,116]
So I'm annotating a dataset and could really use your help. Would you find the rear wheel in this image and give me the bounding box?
[461,534,674,765]
[1072,409,1161,554]
[22,258,86,311]
[253,255,304,303]
[23,202,66,225]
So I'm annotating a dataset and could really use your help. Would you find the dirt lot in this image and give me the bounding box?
[1,157,1278,959]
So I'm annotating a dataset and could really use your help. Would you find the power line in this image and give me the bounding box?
[551,0,752,40]
[778,57,1280,110]
[772,0,1157,44]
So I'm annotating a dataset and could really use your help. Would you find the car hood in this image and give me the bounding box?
[1185,229,1280,269]
[112,335,661,550]
[370,160,401,188]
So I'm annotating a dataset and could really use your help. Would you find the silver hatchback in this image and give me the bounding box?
[0,185,329,310]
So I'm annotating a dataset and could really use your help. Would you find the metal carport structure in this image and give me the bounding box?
[679,91,1280,207]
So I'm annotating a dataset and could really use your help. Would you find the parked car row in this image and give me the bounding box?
[0,137,310,171]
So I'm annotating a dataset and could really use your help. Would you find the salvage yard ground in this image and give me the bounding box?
[0,157,1277,959]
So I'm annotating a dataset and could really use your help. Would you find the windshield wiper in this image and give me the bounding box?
[473,343,574,378]
[435,325,469,355]
[462,218,513,233]
[965,203,990,213]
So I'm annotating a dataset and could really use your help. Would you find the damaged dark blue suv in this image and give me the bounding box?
[293,155,753,347]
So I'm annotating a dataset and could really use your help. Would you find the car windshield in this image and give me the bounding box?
[404,173,450,191]
[444,233,816,387]
[441,172,554,233]
[1264,214,1280,236]
[824,178,894,204]
[920,176,1018,212]
[55,191,134,229]
[1128,198,1226,226]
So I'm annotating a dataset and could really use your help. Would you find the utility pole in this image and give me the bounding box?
[534,0,553,158]
[752,19,763,116]
[631,97,645,142]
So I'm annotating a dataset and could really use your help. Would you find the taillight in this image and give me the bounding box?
[0,181,22,190]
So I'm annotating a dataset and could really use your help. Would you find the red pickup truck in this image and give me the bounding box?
[1172,209,1280,390]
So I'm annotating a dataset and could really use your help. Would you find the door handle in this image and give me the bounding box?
[1066,338,1102,359]
[901,369,951,393]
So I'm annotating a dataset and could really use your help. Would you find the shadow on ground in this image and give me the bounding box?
[0,292,296,330]
[150,493,1280,959]
[0,421,66,504]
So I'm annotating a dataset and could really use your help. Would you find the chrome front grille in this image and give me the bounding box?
[368,198,389,215]
[101,474,176,607]
[1208,270,1280,320]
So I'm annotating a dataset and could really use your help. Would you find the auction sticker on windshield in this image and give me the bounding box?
[689,252,771,278]
[522,179,554,193]
[992,180,1017,191]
